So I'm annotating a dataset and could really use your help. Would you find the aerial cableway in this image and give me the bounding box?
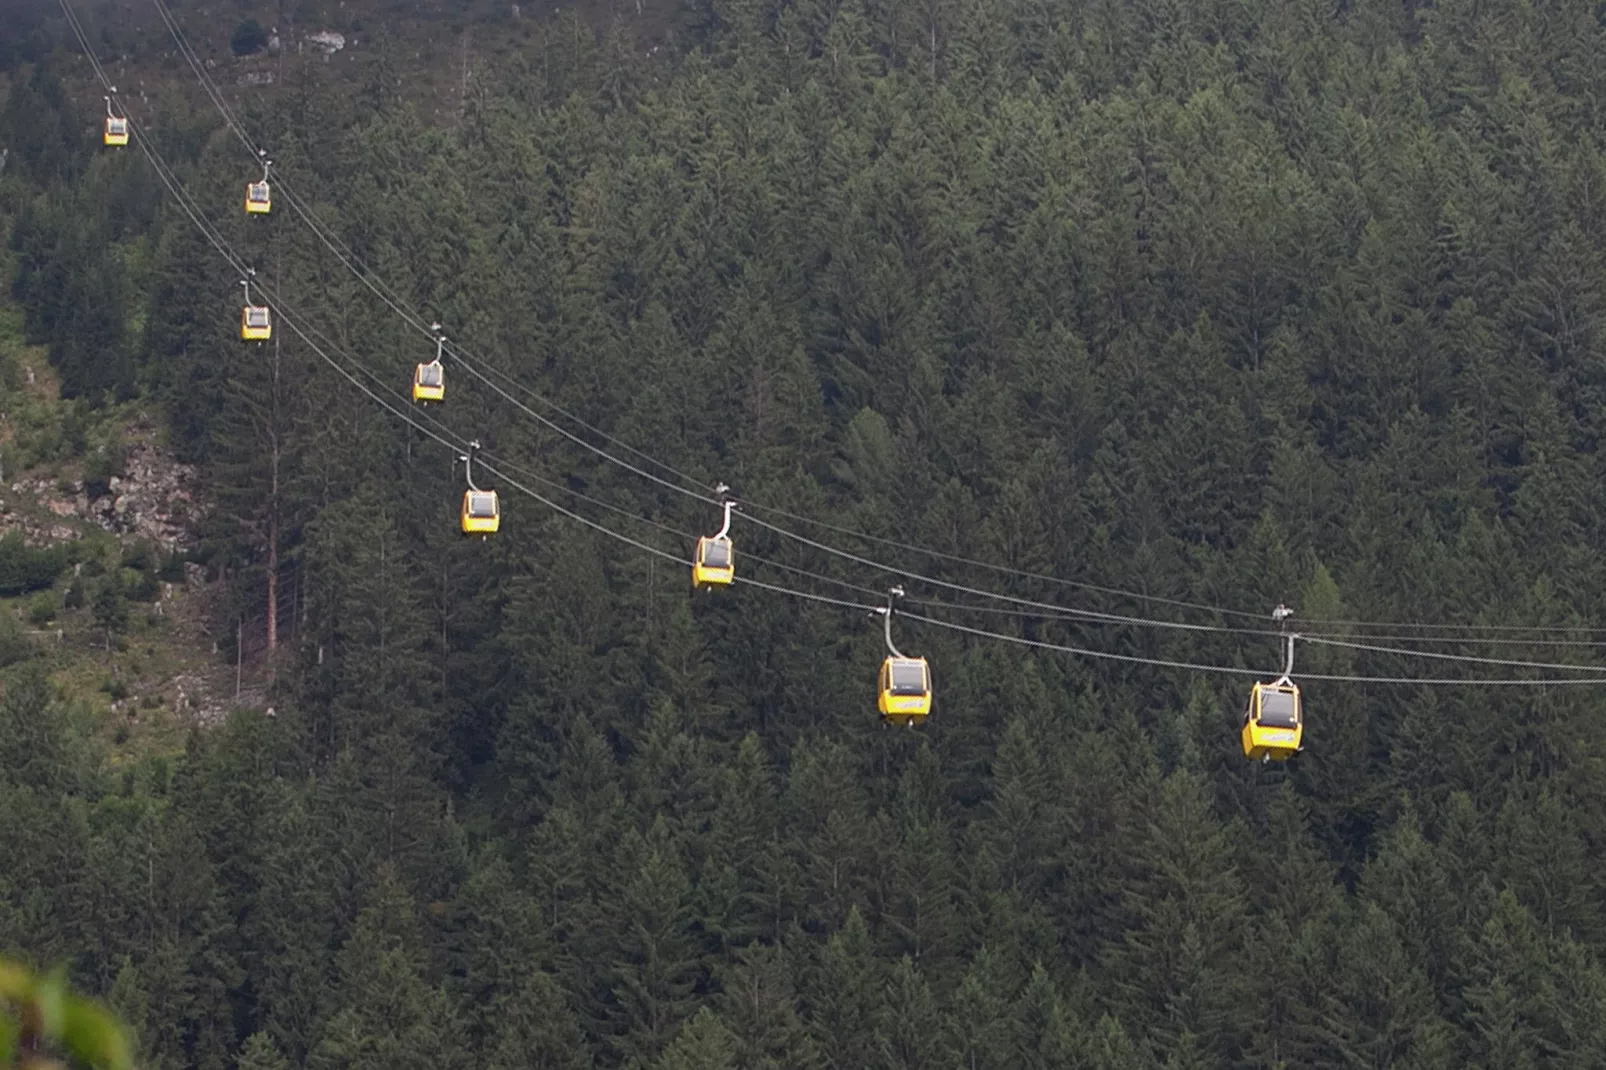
[61,0,1606,749]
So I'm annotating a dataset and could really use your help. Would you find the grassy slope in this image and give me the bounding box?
[0,296,239,771]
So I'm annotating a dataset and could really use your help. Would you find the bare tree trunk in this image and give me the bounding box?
[267,349,280,659]
[440,556,449,701]
[266,256,282,672]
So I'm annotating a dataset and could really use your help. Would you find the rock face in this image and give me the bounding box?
[95,439,201,548]
[305,31,345,54]
[0,433,202,550]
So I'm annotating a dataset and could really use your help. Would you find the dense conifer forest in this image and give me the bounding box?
[9,0,1606,1064]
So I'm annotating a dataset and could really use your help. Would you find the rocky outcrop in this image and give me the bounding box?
[0,435,202,550]
[305,31,346,54]
[94,440,201,548]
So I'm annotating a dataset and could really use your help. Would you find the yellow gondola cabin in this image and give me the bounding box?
[413,362,444,403]
[693,535,733,588]
[104,116,129,146]
[241,305,272,341]
[246,180,271,214]
[879,656,932,727]
[461,489,500,535]
[1241,680,1302,761]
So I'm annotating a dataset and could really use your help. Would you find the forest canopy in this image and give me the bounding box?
[6,0,1606,1065]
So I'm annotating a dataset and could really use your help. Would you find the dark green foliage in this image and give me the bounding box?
[0,68,84,185]
[0,532,70,596]
[91,575,128,638]
[231,20,269,57]
[308,868,471,1070]
[236,1031,292,1070]
[484,970,591,1070]
[27,592,58,627]
[0,613,31,670]
[83,444,124,501]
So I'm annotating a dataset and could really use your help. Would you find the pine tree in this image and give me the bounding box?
[654,1007,740,1070]
[877,747,960,972]
[874,956,947,1069]
[698,734,796,950]
[785,741,878,931]
[1290,902,1455,1069]
[944,945,1017,1070]
[308,867,471,1070]
[1009,966,1080,1070]
[443,849,551,1050]
[238,789,340,1061]
[1358,801,1466,993]
[1459,891,1553,1070]
[966,715,1059,902]
[627,698,720,840]
[236,1032,292,1070]
[597,818,703,1067]
[1082,1015,1146,1070]
[0,663,90,796]
[486,970,592,1070]
[1492,786,1602,947]
[712,942,821,1070]
[803,908,884,1069]
[1101,771,1248,1060]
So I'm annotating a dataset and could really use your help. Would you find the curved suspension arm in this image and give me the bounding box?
[431,322,445,364]
[713,484,735,540]
[105,92,117,117]
[1273,602,1297,682]
[241,270,255,304]
[461,438,482,492]
[879,585,907,659]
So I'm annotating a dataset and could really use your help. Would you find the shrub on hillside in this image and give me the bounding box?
[28,591,56,626]
[0,612,31,668]
[0,532,69,596]
[83,441,124,499]
[231,20,268,56]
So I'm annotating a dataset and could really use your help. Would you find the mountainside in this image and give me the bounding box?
[8,0,1606,1066]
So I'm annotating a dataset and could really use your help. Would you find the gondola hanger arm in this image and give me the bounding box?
[713,482,736,540]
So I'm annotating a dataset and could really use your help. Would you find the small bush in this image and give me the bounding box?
[157,549,187,583]
[64,576,85,610]
[83,442,123,499]
[0,531,70,596]
[121,539,154,574]
[27,591,57,626]
[61,407,88,457]
[230,19,268,56]
[102,678,129,702]
[92,577,128,635]
[0,613,33,668]
[125,569,160,603]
